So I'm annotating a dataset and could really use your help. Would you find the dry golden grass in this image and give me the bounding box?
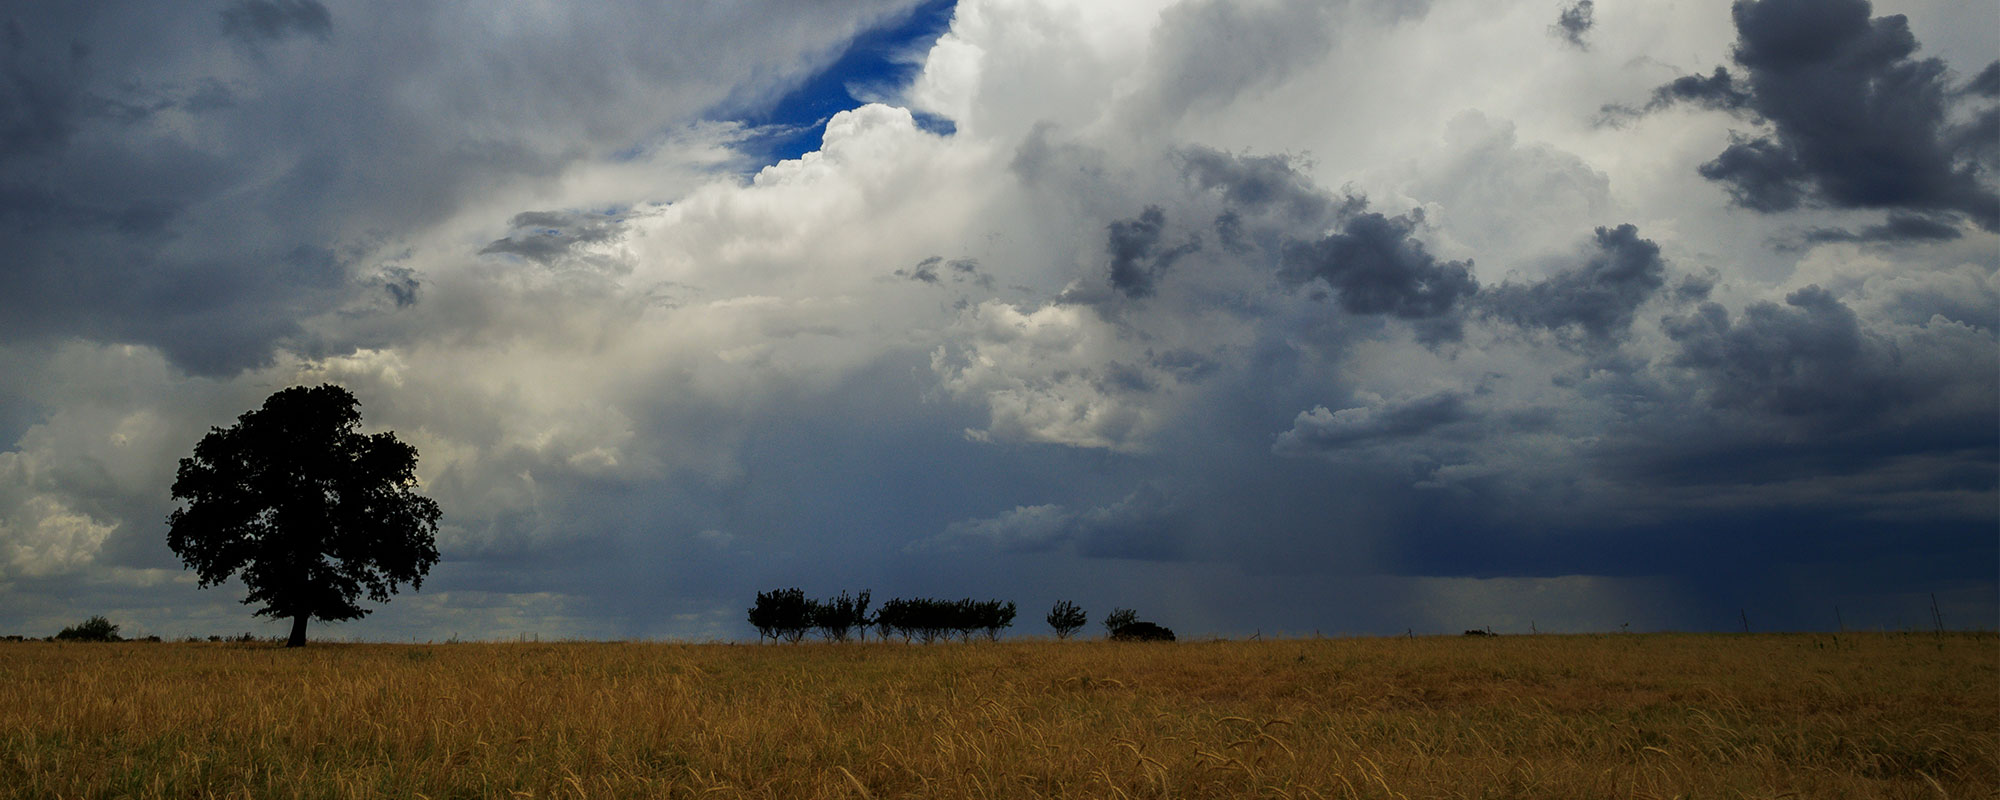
[1,633,1993,799]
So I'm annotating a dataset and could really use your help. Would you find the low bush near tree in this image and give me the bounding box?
[53,615,121,642]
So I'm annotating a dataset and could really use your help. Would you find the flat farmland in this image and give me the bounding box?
[2,633,1992,799]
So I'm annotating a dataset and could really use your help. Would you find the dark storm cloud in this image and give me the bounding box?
[1551,0,1594,50]
[1150,348,1219,384]
[896,255,990,290]
[1278,210,1479,323]
[0,2,921,375]
[1968,62,2000,98]
[1640,68,1755,115]
[1949,107,1999,174]
[1622,0,1999,229]
[1175,145,1478,328]
[1799,212,1963,245]
[1481,224,1667,340]
[1697,134,1809,212]
[0,19,88,160]
[480,210,628,265]
[897,255,944,284]
[927,486,1188,561]
[373,266,421,308]
[1271,391,1470,456]
[1177,145,1339,228]
[219,0,333,45]
[1664,285,1899,421]
[1105,206,1201,299]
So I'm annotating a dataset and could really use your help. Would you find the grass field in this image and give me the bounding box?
[2,633,1993,799]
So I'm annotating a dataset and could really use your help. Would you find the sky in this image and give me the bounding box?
[0,0,1994,641]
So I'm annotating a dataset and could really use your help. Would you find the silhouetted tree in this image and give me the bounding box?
[54,615,121,642]
[167,385,441,648]
[748,588,815,643]
[979,600,1017,641]
[951,598,979,641]
[812,589,873,642]
[1047,600,1087,640]
[876,597,912,642]
[1103,607,1138,638]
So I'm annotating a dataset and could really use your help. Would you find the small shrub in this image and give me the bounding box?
[54,615,121,642]
[1110,621,1175,642]
[1104,608,1173,642]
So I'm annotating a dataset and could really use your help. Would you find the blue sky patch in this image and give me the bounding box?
[733,0,959,167]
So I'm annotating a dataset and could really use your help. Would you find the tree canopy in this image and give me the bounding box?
[167,384,440,647]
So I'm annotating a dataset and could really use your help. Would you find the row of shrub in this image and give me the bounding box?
[748,589,1022,643]
[877,597,1018,643]
[1,616,277,644]
[27,601,1179,646]
[749,591,1173,643]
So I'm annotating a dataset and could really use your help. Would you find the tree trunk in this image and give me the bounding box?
[287,614,309,648]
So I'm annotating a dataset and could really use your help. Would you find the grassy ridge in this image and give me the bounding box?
[2,633,1992,798]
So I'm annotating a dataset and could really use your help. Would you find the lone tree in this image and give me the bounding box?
[1047,600,1086,640]
[167,385,441,647]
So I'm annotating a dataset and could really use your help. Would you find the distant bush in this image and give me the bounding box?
[1104,608,1174,642]
[1110,621,1175,642]
[1047,600,1087,640]
[54,615,121,642]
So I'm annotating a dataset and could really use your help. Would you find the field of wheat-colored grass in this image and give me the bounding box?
[2,632,1993,799]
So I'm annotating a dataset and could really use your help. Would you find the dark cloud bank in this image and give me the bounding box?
[983,74,1993,631]
[1611,0,2000,237]
[0,0,924,375]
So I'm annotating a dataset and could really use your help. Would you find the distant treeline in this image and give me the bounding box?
[0,615,272,643]
[748,589,1018,643]
[749,590,1174,643]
